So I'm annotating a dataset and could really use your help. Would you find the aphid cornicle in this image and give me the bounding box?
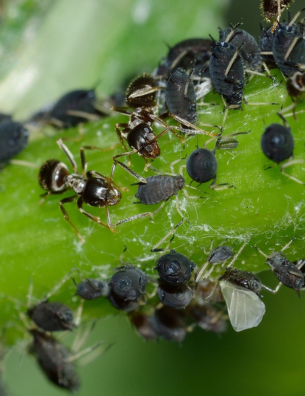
[157,282,192,309]
[38,139,147,242]
[0,121,29,167]
[266,252,304,297]
[29,329,80,392]
[156,251,195,285]
[109,266,147,301]
[73,278,110,300]
[27,301,74,332]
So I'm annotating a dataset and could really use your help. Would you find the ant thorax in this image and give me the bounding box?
[66,174,87,194]
[128,106,158,129]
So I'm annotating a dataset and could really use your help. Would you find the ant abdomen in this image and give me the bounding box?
[38,159,69,192]
[127,123,160,158]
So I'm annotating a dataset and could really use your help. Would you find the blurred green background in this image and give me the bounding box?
[1,0,305,395]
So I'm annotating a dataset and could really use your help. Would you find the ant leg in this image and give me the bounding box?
[112,154,147,184]
[80,144,120,176]
[59,195,85,243]
[115,125,130,154]
[226,240,249,268]
[281,159,305,186]
[111,106,131,116]
[39,189,67,205]
[77,197,115,233]
[87,169,129,192]
[57,139,78,173]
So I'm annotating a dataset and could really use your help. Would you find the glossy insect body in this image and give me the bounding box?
[209,41,245,107]
[219,28,262,70]
[108,290,140,312]
[186,148,218,184]
[129,312,157,341]
[109,267,147,301]
[165,67,197,125]
[126,123,160,159]
[49,89,109,129]
[220,267,263,296]
[134,175,185,205]
[73,279,110,300]
[266,252,304,296]
[0,121,29,167]
[261,123,294,163]
[156,251,195,285]
[27,302,74,332]
[157,282,192,309]
[273,23,305,76]
[286,71,305,100]
[29,329,80,392]
[259,25,276,65]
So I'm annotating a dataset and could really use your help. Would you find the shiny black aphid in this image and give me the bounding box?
[273,20,305,76]
[165,67,197,126]
[186,148,217,184]
[134,174,185,205]
[109,266,147,301]
[261,122,294,163]
[38,139,123,242]
[155,38,212,78]
[73,278,110,300]
[207,245,233,264]
[27,301,74,332]
[220,267,263,296]
[157,282,192,309]
[219,27,262,70]
[186,304,227,334]
[209,41,245,107]
[129,312,157,341]
[49,89,108,129]
[152,306,187,342]
[156,251,195,285]
[108,290,140,312]
[0,121,29,167]
[266,252,304,297]
[29,329,80,392]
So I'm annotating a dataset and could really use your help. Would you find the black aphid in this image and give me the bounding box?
[156,251,195,285]
[109,266,147,301]
[209,40,245,108]
[108,290,140,312]
[186,304,227,334]
[0,121,29,167]
[152,306,187,342]
[129,312,157,341]
[220,267,263,296]
[261,121,294,163]
[38,139,146,242]
[208,245,233,263]
[157,282,192,309]
[29,329,80,392]
[27,301,74,332]
[73,278,110,300]
[48,89,110,129]
[272,9,305,76]
[219,27,262,70]
[266,252,304,297]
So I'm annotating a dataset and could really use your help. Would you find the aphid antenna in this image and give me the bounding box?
[151,219,184,252]
[119,245,130,266]
[74,299,84,328]
[225,21,243,43]
[71,320,96,353]
[284,36,302,61]
[224,40,245,78]
[44,267,78,302]
[288,7,305,27]
[10,160,39,168]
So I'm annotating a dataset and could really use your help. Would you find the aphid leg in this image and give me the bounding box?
[39,189,68,205]
[44,267,77,301]
[195,261,210,284]
[74,299,84,328]
[77,197,116,233]
[107,201,167,228]
[168,114,219,137]
[71,321,96,354]
[209,177,235,191]
[281,159,305,185]
[66,110,101,122]
[10,160,39,168]
[59,195,85,243]
[226,240,249,268]
[57,139,78,173]
[68,342,112,367]
[281,237,295,252]
[175,195,185,219]
[151,219,184,252]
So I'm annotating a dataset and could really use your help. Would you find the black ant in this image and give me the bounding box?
[38,139,150,243]
[111,73,216,179]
